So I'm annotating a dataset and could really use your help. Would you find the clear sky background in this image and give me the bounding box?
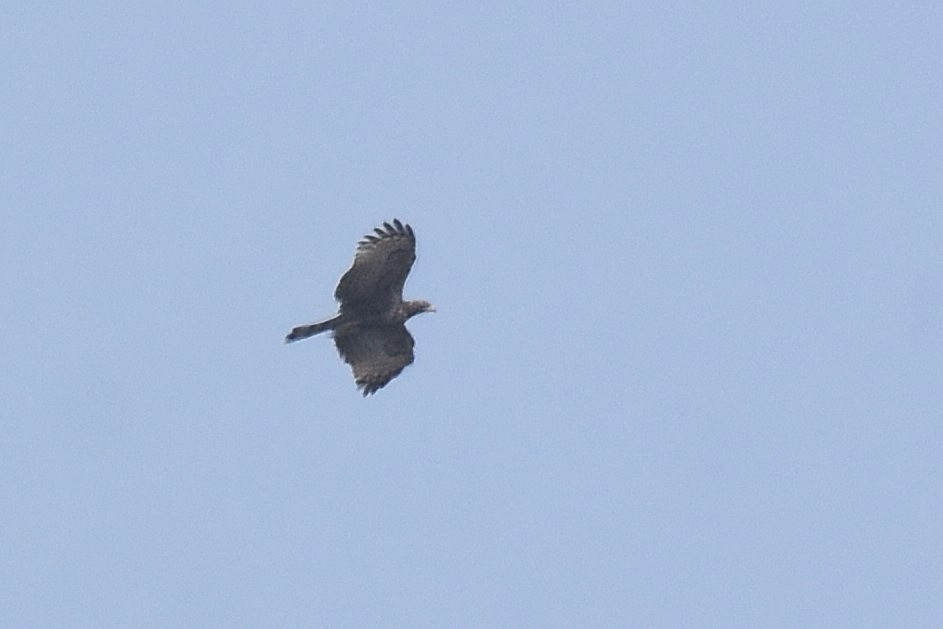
[2,2,941,627]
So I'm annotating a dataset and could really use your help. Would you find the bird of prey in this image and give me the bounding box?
[286,219,435,395]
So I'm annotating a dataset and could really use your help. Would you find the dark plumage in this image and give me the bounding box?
[286,219,435,395]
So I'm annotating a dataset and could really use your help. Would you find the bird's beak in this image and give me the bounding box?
[426,304,437,312]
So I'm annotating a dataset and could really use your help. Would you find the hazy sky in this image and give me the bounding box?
[3,2,941,627]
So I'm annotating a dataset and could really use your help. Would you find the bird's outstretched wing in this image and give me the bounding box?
[333,324,415,395]
[334,219,416,315]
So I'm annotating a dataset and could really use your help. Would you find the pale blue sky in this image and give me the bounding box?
[2,2,941,627]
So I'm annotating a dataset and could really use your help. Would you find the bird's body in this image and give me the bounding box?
[286,219,435,395]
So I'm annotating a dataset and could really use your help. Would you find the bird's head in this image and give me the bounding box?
[398,300,436,322]
[403,300,436,319]
[416,300,436,314]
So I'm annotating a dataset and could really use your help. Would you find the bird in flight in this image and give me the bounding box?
[286,219,435,395]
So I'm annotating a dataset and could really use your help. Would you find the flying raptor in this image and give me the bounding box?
[286,219,435,395]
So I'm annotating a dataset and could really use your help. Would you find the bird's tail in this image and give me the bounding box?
[285,316,340,343]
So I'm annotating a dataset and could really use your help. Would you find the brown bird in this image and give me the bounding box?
[286,219,435,395]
